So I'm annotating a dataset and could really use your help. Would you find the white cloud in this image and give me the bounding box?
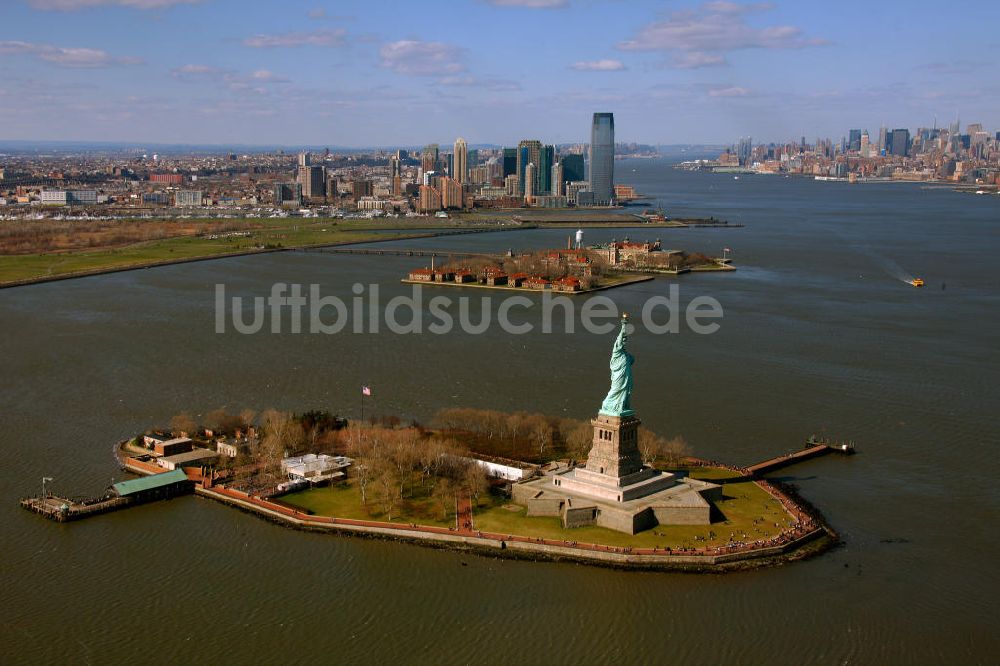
[170,64,290,95]
[618,2,825,68]
[487,0,567,7]
[570,59,626,71]
[171,63,216,76]
[708,86,752,97]
[251,69,289,82]
[0,40,141,67]
[307,7,326,19]
[242,29,347,48]
[379,40,465,76]
[674,52,727,69]
[439,75,521,91]
[27,0,199,9]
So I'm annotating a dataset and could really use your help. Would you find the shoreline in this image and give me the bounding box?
[0,226,517,290]
[0,219,739,291]
[400,275,655,295]
[121,457,838,573]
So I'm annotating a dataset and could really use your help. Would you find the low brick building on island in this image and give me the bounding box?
[408,268,434,282]
[157,447,219,471]
[111,469,193,504]
[481,267,508,286]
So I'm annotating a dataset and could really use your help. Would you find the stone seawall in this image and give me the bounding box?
[193,484,835,572]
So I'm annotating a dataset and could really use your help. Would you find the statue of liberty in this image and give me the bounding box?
[599,315,635,417]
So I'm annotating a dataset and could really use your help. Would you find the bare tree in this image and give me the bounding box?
[638,427,666,465]
[560,418,593,460]
[464,462,489,505]
[528,415,553,457]
[239,409,257,429]
[432,477,457,520]
[373,458,398,520]
[169,412,197,437]
[258,409,303,472]
[663,436,692,467]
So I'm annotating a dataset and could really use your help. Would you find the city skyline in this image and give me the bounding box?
[1,0,999,146]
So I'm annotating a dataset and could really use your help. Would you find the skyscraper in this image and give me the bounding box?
[736,136,752,166]
[589,113,614,204]
[517,140,542,196]
[538,145,554,195]
[849,129,862,152]
[453,137,468,184]
[298,164,325,199]
[551,162,564,197]
[390,156,402,196]
[298,152,311,168]
[524,163,536,202]
[502,148,517,177]
[421,144,439,173]
[561,153,585,182]
[890,129,910,157]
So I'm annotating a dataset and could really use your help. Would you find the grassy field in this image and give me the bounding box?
[280,467,795,550]
[0,218,460,285]
[281,478,495,529]
[475,470,792,549]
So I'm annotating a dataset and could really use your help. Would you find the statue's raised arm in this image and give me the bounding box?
[599,316,635,417]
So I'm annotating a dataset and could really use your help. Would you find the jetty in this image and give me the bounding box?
[747,440,855,478]
[20,494,130,522]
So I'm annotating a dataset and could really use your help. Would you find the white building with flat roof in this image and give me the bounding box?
[281,454,352,484]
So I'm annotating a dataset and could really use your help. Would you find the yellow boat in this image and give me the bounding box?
[909,278,924,288]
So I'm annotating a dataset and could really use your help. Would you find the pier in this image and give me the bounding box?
[747,440,855,477]
[20,495,130,522]
[19,468,193,522]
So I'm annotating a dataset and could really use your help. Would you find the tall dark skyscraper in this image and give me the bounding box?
[538,144,554,195]
[589,112,614,203]
[502,148,517,177]
[561,154,585,183]
[890,129,910,157]
[848,129,862,152]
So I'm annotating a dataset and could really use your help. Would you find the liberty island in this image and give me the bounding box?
[22,312,840,569]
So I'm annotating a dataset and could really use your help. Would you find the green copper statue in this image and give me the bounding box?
[599,315,635,417]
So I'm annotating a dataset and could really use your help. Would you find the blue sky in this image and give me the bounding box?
[1,0,998,146]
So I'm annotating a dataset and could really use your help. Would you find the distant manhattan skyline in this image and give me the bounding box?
[1,0,998,146]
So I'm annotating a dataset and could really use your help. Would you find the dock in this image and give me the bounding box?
[19,468,193,522]
[747,440,855,477]
[20,495,130,522]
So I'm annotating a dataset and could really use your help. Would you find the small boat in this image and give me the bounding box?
[909,278,924,288]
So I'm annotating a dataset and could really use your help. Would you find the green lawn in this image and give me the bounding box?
[281,478,496,529]
[280,467,795,551]
[474,476,793,550]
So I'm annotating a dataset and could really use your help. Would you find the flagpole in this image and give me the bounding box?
[361,388,364,423]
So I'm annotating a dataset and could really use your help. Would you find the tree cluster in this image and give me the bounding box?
[344,426,488,521]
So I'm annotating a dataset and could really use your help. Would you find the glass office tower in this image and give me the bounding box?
[589,112,614,204]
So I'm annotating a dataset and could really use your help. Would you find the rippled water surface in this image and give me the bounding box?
[2,160,999,663]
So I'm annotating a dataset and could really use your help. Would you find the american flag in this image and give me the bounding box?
[724,247,732,252]
[362,386,372,396]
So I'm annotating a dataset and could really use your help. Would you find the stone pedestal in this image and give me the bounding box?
[586,413,643,478]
